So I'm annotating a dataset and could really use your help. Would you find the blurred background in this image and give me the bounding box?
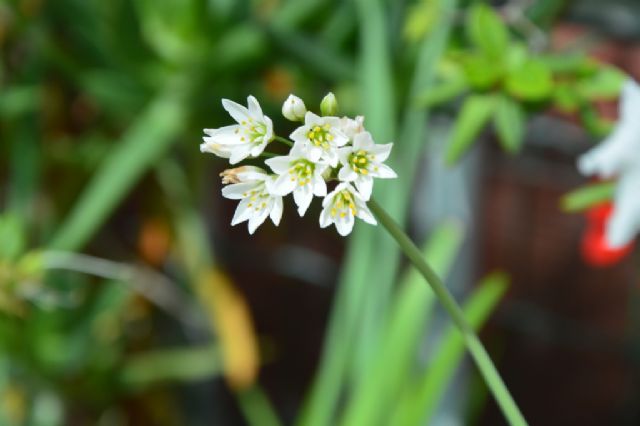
[1,0,640,425]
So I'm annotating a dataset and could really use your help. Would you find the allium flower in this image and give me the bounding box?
[577,79,640,248]
[319,183,376,236]
[282,94,306,121]
[338,115,366,140]
[337,132,397,200]
[201,96,274,164]
[265,144,329,216]
[221,166,283,234]
[290,112,348,167]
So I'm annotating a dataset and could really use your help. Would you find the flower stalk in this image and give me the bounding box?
[368,198,528,426]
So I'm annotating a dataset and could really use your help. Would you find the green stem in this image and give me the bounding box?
[368,199,527,426]
[261,152,279,158]
[273,135,294,147]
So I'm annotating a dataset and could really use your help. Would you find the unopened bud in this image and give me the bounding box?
[282,94,306,121]
[320,92,338,116]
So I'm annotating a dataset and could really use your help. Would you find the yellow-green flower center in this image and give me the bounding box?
[331,190,357,218]
[307,124,334,149]
[236,118,267,145]
[243,186,271,211]
[348,150,372,175]
[289,159,315,186]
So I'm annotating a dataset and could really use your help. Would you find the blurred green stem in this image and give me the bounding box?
[368,199,527,426]
[273,135,294,147]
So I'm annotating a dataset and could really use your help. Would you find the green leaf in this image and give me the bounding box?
[561,182,615,213]
[505,59,553,101]
[49,89,186,251]
[0,214,26,262]
[467,4,510,59]
[339,222,464,426]
[576,66,625,100]
[119,344,221,390]
[391,272,509,426]
[446,94,496,165]
[462,54,503,90]
[494,95,526,154]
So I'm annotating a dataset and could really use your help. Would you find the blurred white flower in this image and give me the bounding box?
[290,112,348,167]
[577,79,640,247]
[265,144,329,216]
[338,115,365,140]
[282,94,307,121]
[221,167,283,234]
[337,132,397,200]
[201,96,274,164]
[319,183,376,236]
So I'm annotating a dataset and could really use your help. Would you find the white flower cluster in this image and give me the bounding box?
[578,79,640,248]
[201,94,397,236]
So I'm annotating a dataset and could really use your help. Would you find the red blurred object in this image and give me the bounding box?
[581,202,635,267]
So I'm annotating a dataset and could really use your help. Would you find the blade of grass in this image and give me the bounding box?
[391,272,509,426]
[236,386,284,426]
[49,87,187,251]
[560,181,615,212]
[119,344,221,390]
[340,221,464,426]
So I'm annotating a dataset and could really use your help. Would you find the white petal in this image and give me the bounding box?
[338,166,358,182]
[371,143,393,162]
[620,79,640,122]
[265,156,293,174]
[319,206,333,228]
[269,197,283,226]
[337,147,352,165]
[229,145,252,164]
[248,207,270,234]
[231,199,253,226]
[373,163,397,179]
[294,186,314,216]
[247,95,264,118]
[235,166,268,182]
[271,172,298,195]
[222,99,251,124]
[355,176,373,201]
[357,204,377,225]
[222,182,258,200]
[290,125,309,144]
[250,141,268,157]
[312,175,327,196]
[324,149,339,168]
[607,168,640,247]
[353,132,374,150]
[308,146,323,162]
[335,214,355,236]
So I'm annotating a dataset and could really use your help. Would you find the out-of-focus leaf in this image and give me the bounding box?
[505,59,553,101]
[552,83,581,112]
[561,182,615,212]
[50,89,187,251]
[197,270,259,390]
[404,0,441,42]
[462,54,503,90]
[0,215,26,262]
[0,86,40,117]
[391,272,509,426]
[576,66,625,100]
[417,79,468,107]
[494,95,526,154]
[467,4,509,59]
[119,344,221,390]
[446,94,496,165]
[237,387,284,426]
[340,222,464,426]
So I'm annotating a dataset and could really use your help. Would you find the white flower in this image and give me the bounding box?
[282,94,307,121]
[578,78,640,247]
[221,166,283,234]
[201,96,274,164]
[319,183,376,236]
[265,144,329,216]
[337,131,397,200]
[290,112,349,167]
[338,115,365,140]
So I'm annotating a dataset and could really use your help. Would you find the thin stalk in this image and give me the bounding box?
[261,152,279,158]
[368,199,527,426]
[273,135,294,147]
